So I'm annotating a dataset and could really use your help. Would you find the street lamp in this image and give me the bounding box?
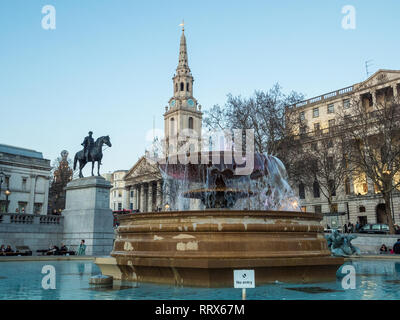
[0,172,4,213]
[4,189,11,213]
[164,203,170,211]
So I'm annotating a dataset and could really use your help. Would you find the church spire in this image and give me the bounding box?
[177,21,190,74]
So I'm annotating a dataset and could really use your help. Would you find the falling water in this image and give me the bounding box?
[158,152,301,212]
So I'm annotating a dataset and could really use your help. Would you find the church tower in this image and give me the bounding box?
[164,23,203,154]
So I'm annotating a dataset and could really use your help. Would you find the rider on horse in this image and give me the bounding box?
[81,131,95,163]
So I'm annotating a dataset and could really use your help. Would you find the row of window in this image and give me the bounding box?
[298,178,351,199]
[170,117,194,135]
[299,99,350,120]
[175,82,190,92]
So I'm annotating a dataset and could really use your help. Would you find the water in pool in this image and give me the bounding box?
[0,259,400,300]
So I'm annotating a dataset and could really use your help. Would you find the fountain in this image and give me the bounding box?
[96,151,344,287]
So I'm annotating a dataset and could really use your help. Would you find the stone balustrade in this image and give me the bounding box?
[0,213,63,225]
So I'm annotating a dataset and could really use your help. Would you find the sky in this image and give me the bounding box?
[0,0,399,174]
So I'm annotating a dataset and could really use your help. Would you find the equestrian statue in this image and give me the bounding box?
[74,131,112,178]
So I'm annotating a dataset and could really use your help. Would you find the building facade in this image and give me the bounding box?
[104,170,128,211]
[121,26,203,212]
[287,69,400,227]
[0,144,51,215]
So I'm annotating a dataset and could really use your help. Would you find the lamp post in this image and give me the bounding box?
[4,189,11,213]
[0,172,4,213]
[164,202,170,212]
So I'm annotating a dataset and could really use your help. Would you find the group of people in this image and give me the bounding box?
[46,240,86,256]
[380,239,400,254]
[343,221,360,233]
[0,244,15,255]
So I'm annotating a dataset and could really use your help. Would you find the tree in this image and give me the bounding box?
[204,84,304,167]
[337,89,400,234]
[295,133,354,214]
[48,151,74,214]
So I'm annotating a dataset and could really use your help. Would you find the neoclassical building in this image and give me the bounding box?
[287,69,400,227]
[0,144,51,215]
[122,25,203,212]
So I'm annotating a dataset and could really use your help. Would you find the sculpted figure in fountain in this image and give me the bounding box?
[326,230,360,257]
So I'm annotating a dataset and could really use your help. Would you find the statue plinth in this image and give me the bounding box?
[63,176,114,256]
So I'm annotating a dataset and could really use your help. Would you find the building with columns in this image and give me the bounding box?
[121,25,203,212]
[287,69,400,227]
[0,144,51,214]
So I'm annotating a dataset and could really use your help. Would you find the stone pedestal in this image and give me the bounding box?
[63,176,114,256]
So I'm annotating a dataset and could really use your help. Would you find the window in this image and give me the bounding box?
[130,203,133,210]
[359,206,366,213]
[312,142,318,151]
[313,108,319,118]
[180,82,184,91]
[327,103,334,114]
[18,202,27,213]
[343,99,350,109]
[314,205,322,214]
[313,181,320,198]
[328,179,336,196]
[299,183,305,199]
[299,111,305,121]
[188,117,193,129]
[118,203,122,211]
[130,190,134,198]
[331,203,338,213]
[328,119,335,128]
[22,178,27,191]
[118,191,122,198]
[34,203,42,214]
[314,123,320,131]
[300,126,306,135]
[186,83,190,92]
[345,178,351,195]
[327,157,334,171]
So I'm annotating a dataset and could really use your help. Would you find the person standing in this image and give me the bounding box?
[393,239,400,254]
[77,240,86,256]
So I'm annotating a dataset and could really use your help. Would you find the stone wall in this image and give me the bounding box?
[0,213,64,254]
[351,234,400,254]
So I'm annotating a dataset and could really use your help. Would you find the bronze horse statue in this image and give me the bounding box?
[74,135,112,178]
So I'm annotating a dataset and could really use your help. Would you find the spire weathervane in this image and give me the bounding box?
[179,19,185,31]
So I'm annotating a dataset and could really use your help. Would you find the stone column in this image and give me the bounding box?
[156,180,162,211]
[372,91,377,107]
[147,182,153,213]
[27,174,37,214]
[132,185,137,210]
[125,187,131,210]
[42,176,50,215]
[140,184,145,212]
[393,84,398,99]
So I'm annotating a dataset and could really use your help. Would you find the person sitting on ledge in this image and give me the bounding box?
[47,245,59,255]
[5,245,13,253]
[393,239,400,254]
[380,244,388,254]
[0,244,5,255]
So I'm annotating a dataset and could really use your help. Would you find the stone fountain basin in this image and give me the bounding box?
[97,210,344,287]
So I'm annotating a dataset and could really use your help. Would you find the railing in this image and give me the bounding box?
[0,213,64,225]
[289,86,354,109]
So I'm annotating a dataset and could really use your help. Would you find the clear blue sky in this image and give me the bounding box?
[1,0,399,174]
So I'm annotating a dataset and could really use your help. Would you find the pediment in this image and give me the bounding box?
[357,70,400,90]
[124,156,161,182]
